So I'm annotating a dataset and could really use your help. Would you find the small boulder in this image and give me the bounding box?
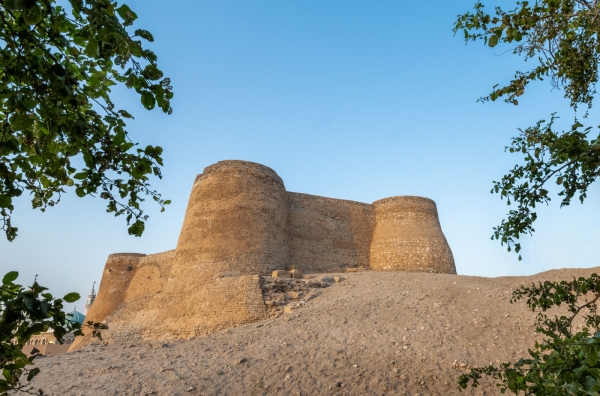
[290,269,303,279]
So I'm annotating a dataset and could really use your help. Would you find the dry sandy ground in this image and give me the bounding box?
[28,266,600,396]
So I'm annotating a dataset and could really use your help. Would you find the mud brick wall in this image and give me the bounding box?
[287,192,374,273]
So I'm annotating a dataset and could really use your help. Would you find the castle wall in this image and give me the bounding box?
[74,161,457,347]
[82,161,287,343]
[82,253,146,324]
[369,196,456,274]
[170,160,289,280]
[23,343,71,357]
[99,275,267,343]
[124,250,175,301]
[287,192,374,273]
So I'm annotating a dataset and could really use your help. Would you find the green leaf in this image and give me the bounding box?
[116,4,138,25]
[489,35,498,48]
[22,4,43,25]
[118,110,134,119]
[589,349,599,366]
[141,92,156,110]
[134,29,154,42]
[2,271,18,285]
[513,30,522,41]
[73,172,87,180]
[128,220,145,236]
[142,64,163,81]
[85,39,99,57]
[63,292,80,303]
[70,0,83,12]
[10,114,34,131]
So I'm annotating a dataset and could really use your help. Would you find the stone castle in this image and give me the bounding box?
[72,160,455,347]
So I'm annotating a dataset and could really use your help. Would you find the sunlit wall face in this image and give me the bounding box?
[2,0,599,309]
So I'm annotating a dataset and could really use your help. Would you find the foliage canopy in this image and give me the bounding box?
[454,0,600,259]
[0,271,105,395]
[0,0,173,241]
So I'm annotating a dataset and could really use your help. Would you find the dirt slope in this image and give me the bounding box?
[29,267,600,396]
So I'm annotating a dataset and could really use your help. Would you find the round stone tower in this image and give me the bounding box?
[369,196,456,274]
[170,160,290,280]
[78,253,145,324]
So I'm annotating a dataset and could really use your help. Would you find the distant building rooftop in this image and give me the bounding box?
[66,310,85,325]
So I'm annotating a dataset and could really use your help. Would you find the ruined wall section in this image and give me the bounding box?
[369,196,456,274]
[124,250,175,301]
[70,250,176,350]
[287,193,374,273]
[82,253,146,325]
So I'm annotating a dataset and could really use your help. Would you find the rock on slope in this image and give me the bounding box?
[30,267,600,396]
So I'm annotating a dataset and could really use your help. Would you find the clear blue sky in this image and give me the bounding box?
[2,0,599,307]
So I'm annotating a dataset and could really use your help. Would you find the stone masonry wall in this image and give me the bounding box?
[87,275,267,343]
[124,250,175,302]
[82,253,146,325]
[170,160,289,280]
[287,192,374,273]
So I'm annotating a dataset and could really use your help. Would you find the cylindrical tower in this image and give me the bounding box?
[369,196,456,274]
[69,252,145,351]
[82,253,146,323]
[170,160,289,280]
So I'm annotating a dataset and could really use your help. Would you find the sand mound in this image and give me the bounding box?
[29,267,600,395]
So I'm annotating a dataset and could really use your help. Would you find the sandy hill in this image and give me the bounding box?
[30,266,600,396]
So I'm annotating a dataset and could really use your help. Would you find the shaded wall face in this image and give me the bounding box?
[287,193,375,273]
[70,251,175,351]
[171,161,290,281]
[83,253,146,324]
[369,196,456,274]
[124,250,175,301]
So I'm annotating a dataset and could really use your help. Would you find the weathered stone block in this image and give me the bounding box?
[272,270,292,278]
